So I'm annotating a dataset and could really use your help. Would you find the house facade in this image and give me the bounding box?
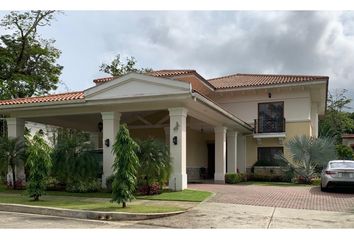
[0,70,328,190]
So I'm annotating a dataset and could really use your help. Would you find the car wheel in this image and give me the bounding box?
[320,183,327,192]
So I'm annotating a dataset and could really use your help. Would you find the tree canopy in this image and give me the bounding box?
[0,11,63,99]
[319,89,354,143]
[99,54,152,77]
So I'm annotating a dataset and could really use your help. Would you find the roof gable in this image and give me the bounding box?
[85,72,191,101]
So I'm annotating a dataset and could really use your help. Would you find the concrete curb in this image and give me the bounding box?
[0,203,186,221]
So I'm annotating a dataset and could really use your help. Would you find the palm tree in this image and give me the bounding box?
[276,135,336,183]
[0,137,25,189]
[136,138,171,194]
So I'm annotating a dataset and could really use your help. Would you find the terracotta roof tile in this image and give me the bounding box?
[0,91,84,106]
[208,73,328,89]
[93,70,196,84]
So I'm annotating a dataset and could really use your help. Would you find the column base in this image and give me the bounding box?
[214,173,225,184]
[101,174,110,189]
[168,173,187,191]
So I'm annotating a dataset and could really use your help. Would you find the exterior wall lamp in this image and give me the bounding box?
[104,138,110,147]
[173,136,178,145]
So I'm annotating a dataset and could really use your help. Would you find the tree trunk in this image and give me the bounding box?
[34,195,39,201]
[11,165,16,190]
[122,202,126,208]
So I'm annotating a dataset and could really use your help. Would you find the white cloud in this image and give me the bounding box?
[5,11,353,109]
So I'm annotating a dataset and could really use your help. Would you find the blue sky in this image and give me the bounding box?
[1,11,354,110]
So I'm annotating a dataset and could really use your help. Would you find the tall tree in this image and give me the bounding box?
[99,54,152,77]
[319,89,354,143]
[111,124,139,208]
[0,11,63,99]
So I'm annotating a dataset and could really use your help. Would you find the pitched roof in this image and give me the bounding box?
[208,73,328,89]
[93,70,196,84]
[0,91,84,106]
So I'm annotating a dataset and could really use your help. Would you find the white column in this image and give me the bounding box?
[101,112,121,188]
[227,131,238,173]
[168,107,188,191]
[214,126,227,183]
[89,132,99,149]
[6,118,26,183]
[237,134,246,173]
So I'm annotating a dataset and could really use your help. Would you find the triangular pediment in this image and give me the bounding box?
[84,73,191,100]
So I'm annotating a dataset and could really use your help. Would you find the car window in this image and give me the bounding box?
[330,162,354,168]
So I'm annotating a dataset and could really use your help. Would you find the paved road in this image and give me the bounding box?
[190,184,354,212]
[2,202,354,229]
[1,184,354,229]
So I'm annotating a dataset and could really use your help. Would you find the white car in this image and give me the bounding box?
[321,160,354,191]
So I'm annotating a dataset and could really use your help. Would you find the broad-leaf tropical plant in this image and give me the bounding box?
[51,128,99,190]
[26,132,52,200]
[0,136,25,189]
[276,135,337,183]
[111,124,139,208]
[136,138,171,194]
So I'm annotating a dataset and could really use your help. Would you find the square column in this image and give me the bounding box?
[6,118,26,183]
[214,126,227,183]
[237,134,246,173]
[101,112,121,188]
[227,131,238,173]
[168,107,188,191]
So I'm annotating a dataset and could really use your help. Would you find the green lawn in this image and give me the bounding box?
[0,184,211,213]
[137,189,212,202]
[0,193,183,213]
[0,183,212,202]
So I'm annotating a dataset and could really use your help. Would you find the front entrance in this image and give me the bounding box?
[207,143,215,179]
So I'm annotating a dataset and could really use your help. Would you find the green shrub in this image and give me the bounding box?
[136,138,171,192]
[26,133,52,200]
[336,144,353,160]
[225,173,242,184]
[65,178,101,193]
[51,128,100,188]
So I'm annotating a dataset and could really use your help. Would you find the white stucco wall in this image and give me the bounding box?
[213,88,312,124]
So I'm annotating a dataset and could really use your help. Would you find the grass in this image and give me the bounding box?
[0,183,210,213]
[0,193,183,213]
[0,183,212,202]
[137,189,212,202]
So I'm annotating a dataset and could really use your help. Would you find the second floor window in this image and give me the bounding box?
[257,102,284,133]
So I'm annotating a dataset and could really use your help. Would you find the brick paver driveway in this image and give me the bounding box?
[190,184,354,212]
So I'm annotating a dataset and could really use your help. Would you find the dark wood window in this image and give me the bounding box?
[256,147,284,166]
[257,102,284,133]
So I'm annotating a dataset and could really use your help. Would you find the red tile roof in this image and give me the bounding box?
[208,73,328,89]
[0,71,329,107]
[93,70,197,84]
[0,91,84,106]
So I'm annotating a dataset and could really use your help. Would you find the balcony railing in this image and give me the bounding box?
[254,117,286,134]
